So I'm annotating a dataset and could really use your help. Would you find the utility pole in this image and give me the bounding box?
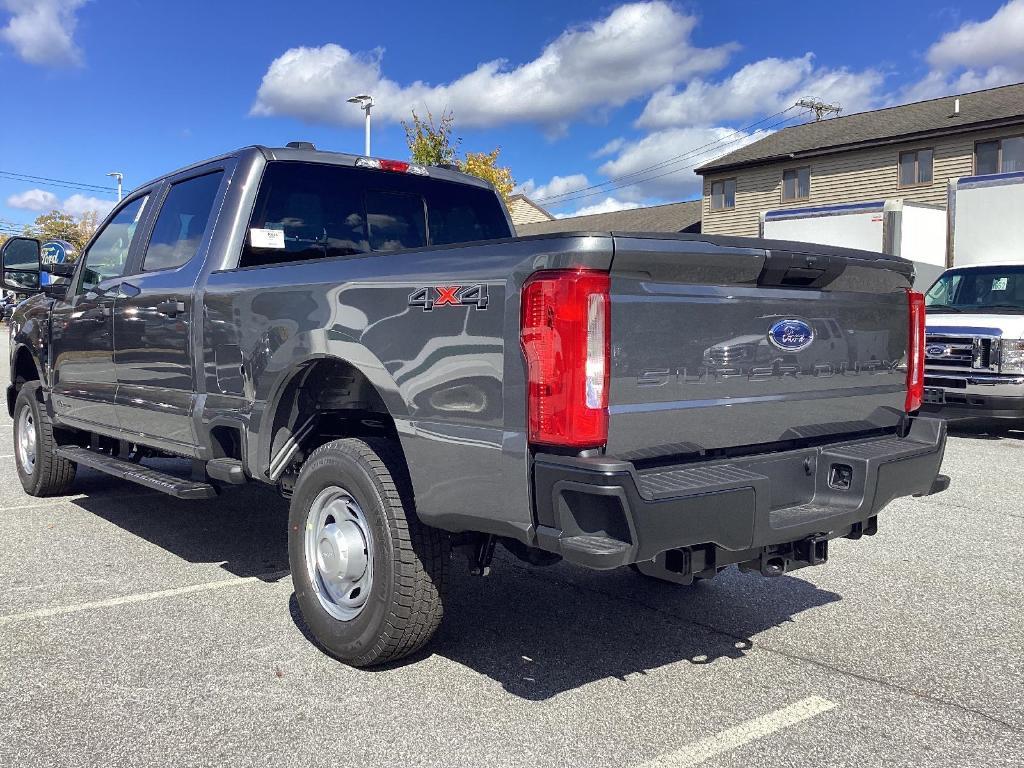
[796,98,843,121]
[107,171,123,201]
[347,94,374,156]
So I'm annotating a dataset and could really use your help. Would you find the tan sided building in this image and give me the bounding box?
[695,82,1024,237]
[506,194,554,227]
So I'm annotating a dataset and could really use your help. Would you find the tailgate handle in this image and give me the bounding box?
[758,251,844,289]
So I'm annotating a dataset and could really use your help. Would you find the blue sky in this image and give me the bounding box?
[1,0,1021,228]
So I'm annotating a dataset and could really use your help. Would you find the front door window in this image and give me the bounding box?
[77,195,149,292]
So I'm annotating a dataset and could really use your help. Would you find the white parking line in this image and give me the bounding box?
[636,696,837,767]
[0,570,290,627]
[2,491,168,513]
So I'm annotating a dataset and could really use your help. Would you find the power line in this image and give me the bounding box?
[534,105,802,206]
[795,98,842,121]
[0,169,119,197]
[542,109,811,207]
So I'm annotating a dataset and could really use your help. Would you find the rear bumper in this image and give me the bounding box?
[532,417,947,572]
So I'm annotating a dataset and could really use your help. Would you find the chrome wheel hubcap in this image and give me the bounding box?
[16,406,36,476]
[304,486,373,621]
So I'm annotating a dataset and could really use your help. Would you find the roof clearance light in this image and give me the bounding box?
[355,157,429,176]
[379,159,410,172]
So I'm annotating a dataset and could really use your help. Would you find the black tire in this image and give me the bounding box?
[13,382,76,497]
[288,437,448,667]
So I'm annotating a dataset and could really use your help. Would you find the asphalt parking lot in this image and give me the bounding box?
[0,335,1022,768]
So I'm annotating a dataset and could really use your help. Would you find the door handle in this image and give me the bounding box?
[82,306,111,322]
[156,300,186,318]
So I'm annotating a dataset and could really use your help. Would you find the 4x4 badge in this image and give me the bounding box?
[409,284,489,311]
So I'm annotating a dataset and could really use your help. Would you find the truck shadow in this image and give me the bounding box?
[66,464,292,582]
[287,551,840,701]
[65,464,839,699]
[421,558,840,700]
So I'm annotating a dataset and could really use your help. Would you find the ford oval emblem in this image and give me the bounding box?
[925,344,947,357]
[768,319,814,352]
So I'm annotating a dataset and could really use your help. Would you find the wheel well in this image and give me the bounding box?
[266,358,402,481]
[12,346,39,386]
[8,346,40,417]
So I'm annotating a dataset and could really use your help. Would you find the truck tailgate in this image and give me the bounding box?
[607,235,914,457]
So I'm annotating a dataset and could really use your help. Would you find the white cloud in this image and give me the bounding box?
[592,138,626,158]
[251,2,736,129]
[6,188,60,211]
[517,173,590,201]
[0,0,85,68]
[62,193,114,217]
[927,0,1024,73]
[557,197,640,218]
[594,126,774,200]
[636,54,886,130]
[6,188,113,217]
[908,1,1024,100]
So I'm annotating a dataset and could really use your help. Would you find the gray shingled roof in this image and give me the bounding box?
[696,82,1024,173]
[515,199,701,236]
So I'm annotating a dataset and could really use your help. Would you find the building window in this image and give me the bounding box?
[976,136,1024,175]
[710,178,736,210]
[899,148,933,187]
[782,167,810,201]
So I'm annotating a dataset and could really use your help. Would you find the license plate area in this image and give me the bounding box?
[923,387,945,405]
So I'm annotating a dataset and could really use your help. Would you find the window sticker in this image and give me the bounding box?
[250,228,285,249]
[992,277,1008,291]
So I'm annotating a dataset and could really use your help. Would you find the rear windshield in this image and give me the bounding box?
[239,161,511,268]
[925,266,1024,313]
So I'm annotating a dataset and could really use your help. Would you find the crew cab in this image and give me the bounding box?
[3,144,948,666]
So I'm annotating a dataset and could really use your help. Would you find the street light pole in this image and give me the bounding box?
[346,94,374,156]
[107,172,123,201]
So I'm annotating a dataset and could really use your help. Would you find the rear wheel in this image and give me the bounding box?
[13,383,76,497]
[288,438,448,667]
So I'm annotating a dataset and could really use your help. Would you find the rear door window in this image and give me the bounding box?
[142,171,223,272]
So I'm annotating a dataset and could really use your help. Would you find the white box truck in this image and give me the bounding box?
[760,199,947,289]
[923,171,1024,424]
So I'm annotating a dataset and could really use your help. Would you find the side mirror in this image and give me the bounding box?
[1,237,42,294]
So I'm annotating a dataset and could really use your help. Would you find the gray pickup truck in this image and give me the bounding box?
[3,144,948,666]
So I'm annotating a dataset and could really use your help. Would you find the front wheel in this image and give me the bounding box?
[288,438,448,667]
[13,383,76,497]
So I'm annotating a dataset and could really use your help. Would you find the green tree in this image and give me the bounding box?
[403,110,460,166]
[402,110,516,202]
[461,149,515,202]
[23,210,97,255]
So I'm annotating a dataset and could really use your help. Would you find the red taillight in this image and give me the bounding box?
[521,269,610,449]
[906,289,926,412]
